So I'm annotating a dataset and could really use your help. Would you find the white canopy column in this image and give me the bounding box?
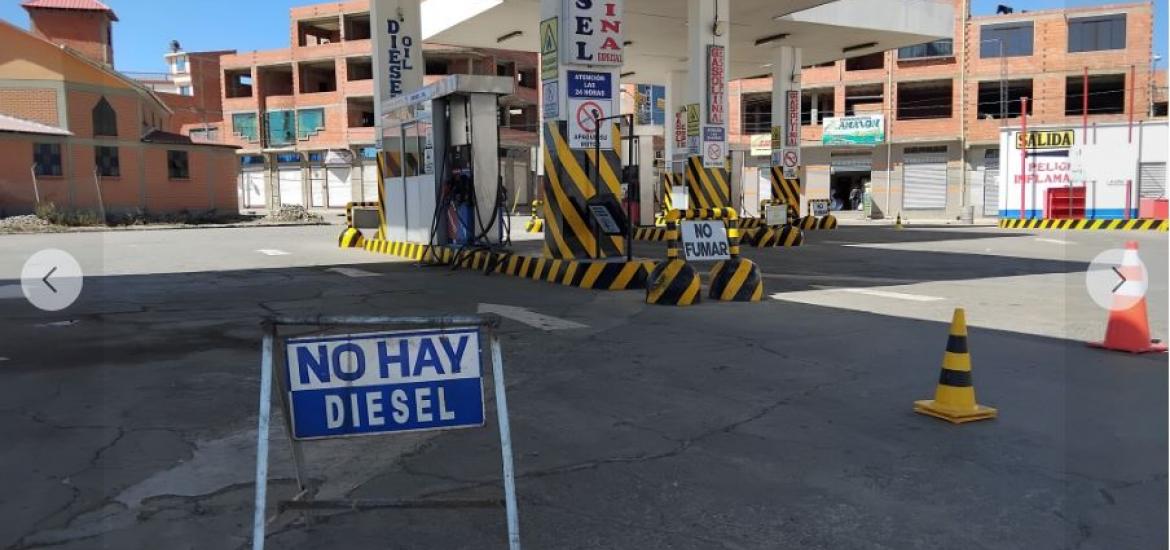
[771,45,804,214]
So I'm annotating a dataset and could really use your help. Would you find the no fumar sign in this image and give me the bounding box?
[681,220,731,261]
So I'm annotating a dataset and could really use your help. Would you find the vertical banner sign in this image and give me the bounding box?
[567,70,614,149]
[651,85,666,126]
[540,17,559,81]
[770,126,783,151]
[635,84,652,125]
[707,45,726,125]
[371,0,422,124]
[785,90,800,147]
[674,109,687,152]
[686,104,700,153]
[565,0,624,65]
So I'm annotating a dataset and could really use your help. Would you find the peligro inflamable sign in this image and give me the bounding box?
[680,220,731,261]
[285,328,485,439]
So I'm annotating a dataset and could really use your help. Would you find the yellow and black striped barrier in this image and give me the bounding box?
[541,121,627,259]
[744,225,804,247]
[799,215,838,230]
[685,156,731,209]
[999,218,1168,231]
[709,257,764,302]
[633,226,669,241]
[646,259,701,306]
[769,167,802,221]
[339,227,365,248]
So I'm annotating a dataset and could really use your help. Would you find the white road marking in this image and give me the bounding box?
[0,285,23,300]
[256,249,290,256]
[478,303,588,331]
[326,267,381,278]
[35,320,80,328]
[1035,238,1073,245]
[761,273,917,285]
[771,288,944,303]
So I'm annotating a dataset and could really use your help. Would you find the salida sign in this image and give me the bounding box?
[566,0,624,65]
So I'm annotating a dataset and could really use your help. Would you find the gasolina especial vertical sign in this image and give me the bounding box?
[564,0,624,65]
[707,45,726,125]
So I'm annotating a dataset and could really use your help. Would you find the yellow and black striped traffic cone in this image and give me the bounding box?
[895,215,905,230]
[914,308,997,424]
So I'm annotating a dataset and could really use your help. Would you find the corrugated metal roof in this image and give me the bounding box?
[0,113,72,136]
[21,0,118,21]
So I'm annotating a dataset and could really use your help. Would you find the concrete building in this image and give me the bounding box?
[219,0,539,212]
[0,0,239,217]
[723,0,1162,220]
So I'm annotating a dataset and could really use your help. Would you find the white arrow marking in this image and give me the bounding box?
[326,267,382,278]
[477,303,587,331]
[256,249,290,256]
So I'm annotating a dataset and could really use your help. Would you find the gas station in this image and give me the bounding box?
[339,0,955,302]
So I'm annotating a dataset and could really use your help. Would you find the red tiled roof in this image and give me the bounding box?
[21,0,118,21]
[0,113,72,136]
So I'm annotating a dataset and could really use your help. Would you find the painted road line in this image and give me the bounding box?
[0,284,23,300]
[761,273,917,285]
[478,303,588,331]
[1035,238,1073,245]
[826,288,945,302]
[256,249,290,256]
[326,267,382,278]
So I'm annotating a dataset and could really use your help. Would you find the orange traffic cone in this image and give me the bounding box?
[1089,241,1167,354]
[914,308,997,424]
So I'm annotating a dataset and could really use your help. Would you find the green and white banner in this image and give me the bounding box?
[822,115,885,146]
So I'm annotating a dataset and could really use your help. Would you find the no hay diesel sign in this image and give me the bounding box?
[285,328,485,439]
[681,220,731,261]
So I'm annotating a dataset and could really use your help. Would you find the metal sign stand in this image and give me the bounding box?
[252,314,520,550]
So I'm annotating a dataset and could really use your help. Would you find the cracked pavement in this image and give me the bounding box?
[0,224,1165,549]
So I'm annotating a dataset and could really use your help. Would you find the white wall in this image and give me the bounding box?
[998,122,1167,218]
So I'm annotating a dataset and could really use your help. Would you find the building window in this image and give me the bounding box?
[897,80,953,120]
[179,85,192,96]
[976,79,1034,119]
[801,89,835,125]
[845,84,884,116]
[33,143,63,177]
[167,150,190,179]
[1068,14,1126,53]
[1065,74,1126,116]
[898,39,954,60]
[266,110,296,147]
[845,52,884,71]
[426,59,449,75]
[346,57,373,81]
[980,22,1034,57]
[232,113,259,142]
[740,92,771,135]
[296,108,325,139]
[92,96,118,136]
[225,69,254,98]
[95,146,120,177]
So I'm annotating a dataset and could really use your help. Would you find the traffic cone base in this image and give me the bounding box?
[1088,241,1167,354]
[913,400,998,424]
[914,308,997,424]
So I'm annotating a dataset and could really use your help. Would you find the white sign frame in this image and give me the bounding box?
[569,98,612,150]
[810,199,830,216]
[563,0,624,65]
[680,220,731,261]
[251,316,520,550]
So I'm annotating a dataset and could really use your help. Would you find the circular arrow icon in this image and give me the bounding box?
[21,249,83,312]
[1086,248,1148,311]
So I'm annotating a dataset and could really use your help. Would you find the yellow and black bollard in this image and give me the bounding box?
[525,200,544,233]
[645,219,701,306]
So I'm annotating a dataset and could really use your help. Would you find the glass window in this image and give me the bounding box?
[179,86,192,96]
[296,108,326,140]
[980,22,1034,57]
[92,96,118,136]
[231,113,259,142]
[265,110,296,147]
[898,39,954,60]
[95,146,120,177]
[167,150,189,179]
[1068,14,1126,53]
[33,143,63,177]
[740,92,771,135]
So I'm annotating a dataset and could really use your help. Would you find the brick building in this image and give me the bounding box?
[0,0,239,217]
[219,0,539,212]
[726,0,1163,219]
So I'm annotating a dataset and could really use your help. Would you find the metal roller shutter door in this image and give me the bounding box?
[361,164,379,203]
[903,149,947,210]
[327,167,353,207]
[242,170,267,209]
[278,168,304,206]
[831,153,872,173]
[1139,163,1166,199]
[983,156,1000,217]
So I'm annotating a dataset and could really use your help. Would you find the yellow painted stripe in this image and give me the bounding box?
[542,148,576,258]
[611,263,638,290]
[581,262,606,288]
[648,260,684,303]
[720,260,752,301]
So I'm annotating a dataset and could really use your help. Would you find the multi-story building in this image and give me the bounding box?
[134,44,234,145]
[219,0,539,212]
[0,0,239,217]
[726,0,1162,220]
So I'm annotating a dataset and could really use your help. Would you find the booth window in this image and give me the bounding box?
[33,143,63,177]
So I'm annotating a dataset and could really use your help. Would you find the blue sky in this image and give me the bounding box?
[1,0,1165,72]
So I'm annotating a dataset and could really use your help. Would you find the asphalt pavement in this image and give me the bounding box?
[0,223,1165,549]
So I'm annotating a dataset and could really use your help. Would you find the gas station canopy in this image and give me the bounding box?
[423,0,955,82]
